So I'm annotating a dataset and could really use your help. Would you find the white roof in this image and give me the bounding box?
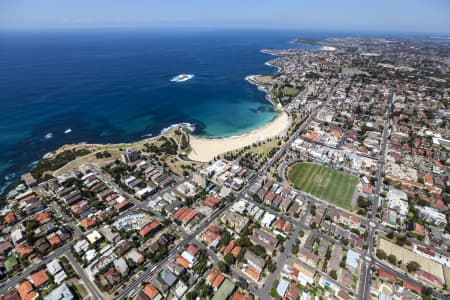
[46,259,62,276]
[345,249,360,269]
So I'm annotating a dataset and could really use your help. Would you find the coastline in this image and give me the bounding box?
[186,49,291,162]
[188,111,291,162]
[1,47,289,194]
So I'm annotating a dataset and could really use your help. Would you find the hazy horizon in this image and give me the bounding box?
[1,0,449,34]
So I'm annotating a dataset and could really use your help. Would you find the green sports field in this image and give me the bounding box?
[288,162,359,210]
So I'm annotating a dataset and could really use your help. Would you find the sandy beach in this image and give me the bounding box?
[188,111,291,162]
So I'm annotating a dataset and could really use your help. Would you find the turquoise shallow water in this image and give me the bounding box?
[0,28,323,193]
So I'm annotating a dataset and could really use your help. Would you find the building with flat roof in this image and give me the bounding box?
[44,284,74,300]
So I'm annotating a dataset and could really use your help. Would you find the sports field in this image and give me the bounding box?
[288,162,359,210]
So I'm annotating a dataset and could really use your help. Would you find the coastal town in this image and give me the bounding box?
[0,36,449,300]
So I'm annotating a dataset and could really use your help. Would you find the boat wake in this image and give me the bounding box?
[170,74,194,82]
[44,132,53,139]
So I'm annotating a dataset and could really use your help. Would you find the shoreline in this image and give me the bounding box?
[2,47,289,193]
[184,49,293,162]
[188,111,291,162]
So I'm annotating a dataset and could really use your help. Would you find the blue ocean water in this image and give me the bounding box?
[0,29,324,193]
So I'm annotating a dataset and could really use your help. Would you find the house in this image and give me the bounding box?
[207,269,225,290]
[114,258,129,276]
[250,229,277,256]
[264,192,276,205]
[0,241,13,255]
[345,249,360,271]
[298,248,320,267]
[139,221,161,238]
[17,281,36,300]
[172,206,198,225]
[276,279,289,297]
[43,284,74,300]
[86,230,103,244]
[143,283,162,300]
[80,217,96,229]
[231,291,249,300]
[30,269,49,288]
[4,211,16,225]
[104,268,120,285]
[220,211,249,234]
[203,196,221,208]
[1,290,20,300]
[286,283,300,300]
[159,269,177,287]
[402,280,422,295]
[16,244,33,257]
[244,251,265,273]
[211,279,235,300]
[175,256,190,269]
[379,268,397,283]
[201,225,221,247]
[126,249,145,265]
[46,260,62,276]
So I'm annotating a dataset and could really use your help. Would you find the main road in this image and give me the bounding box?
[358,93,392,300]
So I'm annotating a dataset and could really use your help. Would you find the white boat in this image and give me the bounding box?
[170,74,194,82]
[64,128,72,134]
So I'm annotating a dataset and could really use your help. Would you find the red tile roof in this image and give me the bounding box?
[143,283,160,299]
[80,217,96,229]
[245,266,260,281]
[30,270,48,288]
[379,268,397,282]
[15,245,33,257]
[231,291,248,300]
[186,244,199,256]
[4,212,16,224]
[403,280,422,295]
[139,220,161,238]
[17,281,36,300]
[231,246,241,258]
[176,256,190,269]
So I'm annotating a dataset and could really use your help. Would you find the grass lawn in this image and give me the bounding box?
[5,255,18,273]
[282,87,300,96]
[253,75,273,84]
[288,162,358,210]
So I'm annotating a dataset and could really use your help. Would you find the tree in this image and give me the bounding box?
[224,253,235,265]
[406,261,420,273]
[276,235,286,243]
[218,261,229,274]
[249,245,266,258]
[186,291,198,300]
[220,230,231,246]
[267,259,277,272]
[376,249,387,260]
[387,254,397,265]
[329,270,337,280]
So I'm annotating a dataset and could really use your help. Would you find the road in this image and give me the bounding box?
[114,176,258,299]
[67,252,105,300]
[358,93,391,300]
[261,99,328,175]
[0,242,74,295]
[260,225,300,297]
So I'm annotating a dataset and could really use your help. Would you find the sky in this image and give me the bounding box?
[0,0,449,34]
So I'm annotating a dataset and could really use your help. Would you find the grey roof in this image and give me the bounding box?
[44,284,74,300]
[159,269,177,287]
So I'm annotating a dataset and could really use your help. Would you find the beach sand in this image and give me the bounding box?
[188,111,291,162]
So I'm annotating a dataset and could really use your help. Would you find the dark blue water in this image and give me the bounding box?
[0,29,324,193]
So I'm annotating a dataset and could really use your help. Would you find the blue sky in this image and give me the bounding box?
[1,0,449,33]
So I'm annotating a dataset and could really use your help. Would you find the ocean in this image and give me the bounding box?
[0,28,325,193]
